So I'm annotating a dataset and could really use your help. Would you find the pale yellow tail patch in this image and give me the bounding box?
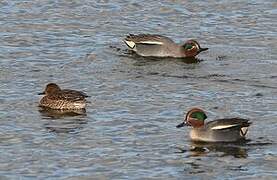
[211,124,238,130]
[125,40,136,49]
[240,127,248,136]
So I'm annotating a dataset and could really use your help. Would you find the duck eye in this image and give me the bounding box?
[184,44,194,50]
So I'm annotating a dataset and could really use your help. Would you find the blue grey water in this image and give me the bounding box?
[0,0,276,179]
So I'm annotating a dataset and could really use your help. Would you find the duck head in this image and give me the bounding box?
[182,40,208,57]
[177,108,207,128]
[38,83,61,95]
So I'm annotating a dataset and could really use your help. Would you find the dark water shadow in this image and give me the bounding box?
[39,107,88,134]
[216,55,228,61]
[158,73,228,79]
[118,48,204,65]
[176,139,274,174]
[189,141,249,158]
[245,137,274,146]
[212,78,277,89]
[176,138,273,159]
[39,107,87,119]
[175,140,251,175]
[43,118,88,134]
[176,140,249,158]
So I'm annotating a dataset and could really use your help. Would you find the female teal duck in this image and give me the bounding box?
[124,34,208,58]
[176,108,251,142]
[38,83,89,110]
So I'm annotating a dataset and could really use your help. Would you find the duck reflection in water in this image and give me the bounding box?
[39,108,87,134]
[38,107,86,119]
[130,53,203,66]
[177,140,249,158]
[189,141,249,158]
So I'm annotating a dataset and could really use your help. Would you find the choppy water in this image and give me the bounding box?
[0,0,277,179]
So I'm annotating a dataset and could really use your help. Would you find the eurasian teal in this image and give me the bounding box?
[38,83,89,110]
[124,34,208,58]
[176,108,251,142]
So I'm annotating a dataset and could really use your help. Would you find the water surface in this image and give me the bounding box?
[0,0,276,179]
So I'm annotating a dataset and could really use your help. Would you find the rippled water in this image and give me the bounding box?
[0,0,276,179]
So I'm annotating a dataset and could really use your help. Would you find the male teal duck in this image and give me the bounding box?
[38,83,89,110]
[176,108,251,142]
[124,34,208,58]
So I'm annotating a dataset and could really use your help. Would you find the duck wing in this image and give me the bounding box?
[124,34,175,48]
[62,89,90,98]
[205,118,251,131]
[47,90,88,102]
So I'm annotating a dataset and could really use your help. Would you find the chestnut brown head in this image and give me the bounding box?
[182,40,208,57]
[38,83,61,95]
[176,108,207,128]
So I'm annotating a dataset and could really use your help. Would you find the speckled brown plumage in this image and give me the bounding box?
[39,83,88,110]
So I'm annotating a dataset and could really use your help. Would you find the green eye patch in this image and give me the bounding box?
[184,44,193,50]
[191,112,207,121]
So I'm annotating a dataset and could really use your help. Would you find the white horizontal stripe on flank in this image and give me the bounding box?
[139,41,164,45]
[211,124,238,130]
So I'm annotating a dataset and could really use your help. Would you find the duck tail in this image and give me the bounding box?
[240,120,251,136]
